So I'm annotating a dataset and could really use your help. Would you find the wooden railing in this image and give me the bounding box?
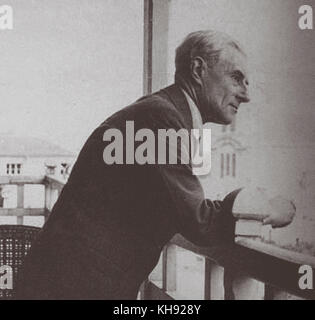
[1,175,314,300]
[0,175,65,225]
[141,233,315,300]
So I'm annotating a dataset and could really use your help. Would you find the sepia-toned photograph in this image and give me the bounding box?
[0,0,314,303]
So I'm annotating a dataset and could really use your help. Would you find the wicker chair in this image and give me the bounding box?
[0,225,40,299]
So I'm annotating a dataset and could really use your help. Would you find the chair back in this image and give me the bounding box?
[0,225,40,299]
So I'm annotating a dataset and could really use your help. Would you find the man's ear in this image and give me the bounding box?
[191,56,207,85]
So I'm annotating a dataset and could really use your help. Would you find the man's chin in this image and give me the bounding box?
[212,115,233,125]
[205,117,232,125]
[221,112,235,125]
[222,117,233,125]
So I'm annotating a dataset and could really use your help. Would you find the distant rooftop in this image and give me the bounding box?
[0,135,75,157]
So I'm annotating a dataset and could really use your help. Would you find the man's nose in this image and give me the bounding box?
[237,82,250,103]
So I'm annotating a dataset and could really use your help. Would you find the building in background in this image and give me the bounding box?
[0,135,76,216]
[0,135,76,178]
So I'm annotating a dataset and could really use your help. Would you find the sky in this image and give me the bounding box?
[0,0,144,153]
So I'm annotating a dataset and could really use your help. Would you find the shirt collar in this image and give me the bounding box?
[181,89,203,131]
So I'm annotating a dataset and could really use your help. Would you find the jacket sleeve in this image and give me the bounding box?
[151,107,241,247]
[157,160,241,247]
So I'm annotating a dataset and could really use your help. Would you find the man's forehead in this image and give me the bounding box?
[218,46,249,76]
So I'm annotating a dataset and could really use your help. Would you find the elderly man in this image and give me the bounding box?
[15,30,252,299]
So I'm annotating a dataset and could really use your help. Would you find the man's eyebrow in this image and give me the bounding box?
[231,70,249,85]
[231,70,245,78]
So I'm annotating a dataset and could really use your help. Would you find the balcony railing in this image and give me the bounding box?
[0,175,65,226]
[140,234,315,300]
[1,175,314,300]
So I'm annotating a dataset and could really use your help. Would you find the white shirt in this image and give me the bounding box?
[181,89,204,164]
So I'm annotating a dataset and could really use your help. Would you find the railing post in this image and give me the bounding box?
[204,258,211,300]
[44,183,53,222]
[45,184,51,211]
[162,246,167,292]
[52,189,59,208]
[209,264,225,300]
[162,245,177,296]
[223,267,236,300]
[16,184,24,225]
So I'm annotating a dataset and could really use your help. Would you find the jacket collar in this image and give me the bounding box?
[158,84,193,131]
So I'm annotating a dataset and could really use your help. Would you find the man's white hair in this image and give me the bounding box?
[175,30,244,80]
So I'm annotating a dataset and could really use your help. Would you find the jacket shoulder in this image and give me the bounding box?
[102,91,184,130]
[135,92,179,115]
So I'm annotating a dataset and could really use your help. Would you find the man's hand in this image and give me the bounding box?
[231,187,296,228]
[262,195,296,228]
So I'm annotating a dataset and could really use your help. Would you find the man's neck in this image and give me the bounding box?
[175,75,205,124]
[176,76,197,103]
[181,88,203,131]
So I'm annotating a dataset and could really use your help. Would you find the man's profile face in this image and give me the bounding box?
[200,46,250,124]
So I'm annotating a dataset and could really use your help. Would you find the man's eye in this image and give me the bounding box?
[231,74,242,84]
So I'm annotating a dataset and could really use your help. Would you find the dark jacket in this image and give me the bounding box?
[14,84,238,299]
